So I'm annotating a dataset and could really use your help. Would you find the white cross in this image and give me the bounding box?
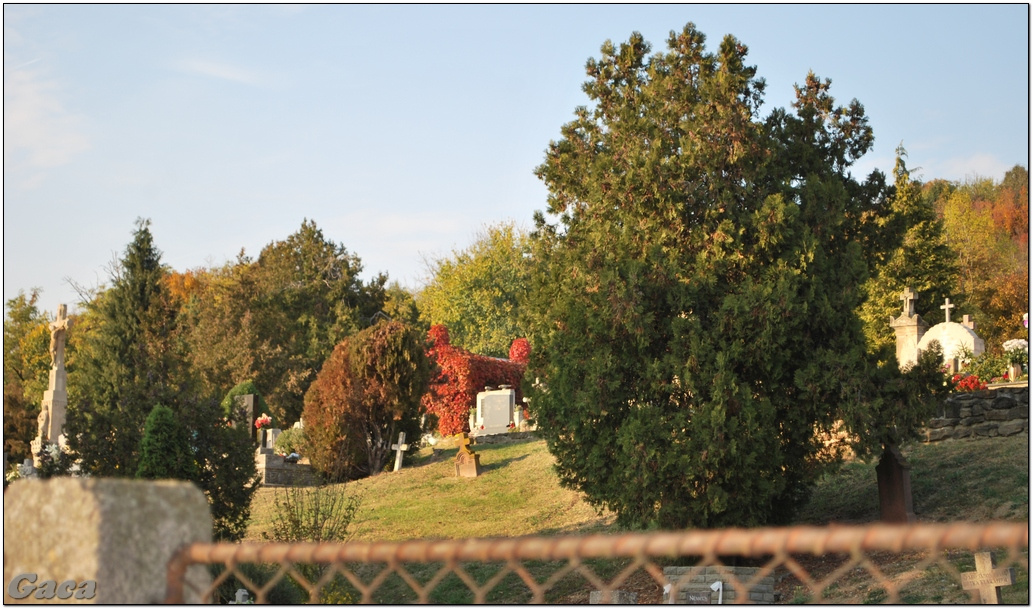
[391,432,409,472]
[961,551,1015,603]
[941,297,955,323]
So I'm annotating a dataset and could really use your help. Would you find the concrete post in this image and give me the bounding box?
[3,478,212,604]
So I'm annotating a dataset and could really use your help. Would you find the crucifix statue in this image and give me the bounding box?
[49,304,71,368]
[34,304,72,465]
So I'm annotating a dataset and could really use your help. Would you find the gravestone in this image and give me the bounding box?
[234,394,258,443]
[472,388,516,436]
[32,305,71,466]
[875,443,915,523]
[961,551,1014,604]
[454,433,481,478]
[391,431,409,472]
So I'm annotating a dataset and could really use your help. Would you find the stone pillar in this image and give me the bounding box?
[889,287,929,370]
[3,478,212,603]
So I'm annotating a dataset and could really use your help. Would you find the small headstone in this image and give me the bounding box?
[268,428,282,450]
[589,590,639,604]
[233,588,250,604]
[961,551,1014,604]
[391,431,409,472]
[454,433,481,478]
[875,443,915,523]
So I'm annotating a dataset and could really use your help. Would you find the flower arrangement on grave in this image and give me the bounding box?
[422,325,528,436]
[255,414,272,430]
[951,373,988,392]
[1003,339,1028,368]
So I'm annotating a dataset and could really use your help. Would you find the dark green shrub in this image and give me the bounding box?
[137,404,198,480]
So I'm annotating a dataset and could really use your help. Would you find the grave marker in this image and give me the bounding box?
[473,387,516,435]
[875,443,915,523]
[454,433,481,478]
[961,551,1014,604]
[391,432,409,472]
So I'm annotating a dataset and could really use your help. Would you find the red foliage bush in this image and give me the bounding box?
[423,325,528,435]
[509,337,531,364]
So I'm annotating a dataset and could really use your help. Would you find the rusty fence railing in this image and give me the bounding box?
[166,521,1028,604]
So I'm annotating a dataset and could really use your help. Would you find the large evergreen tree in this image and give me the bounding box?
[525,24,924,529]
[66,219,186,476]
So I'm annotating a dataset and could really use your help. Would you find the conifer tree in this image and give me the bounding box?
[136,404,198,480]
[525,24,933,529]
[66,219,186,476]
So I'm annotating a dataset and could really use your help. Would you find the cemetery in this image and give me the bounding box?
[3,13,1028,604]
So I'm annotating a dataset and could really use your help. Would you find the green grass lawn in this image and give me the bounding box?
[244,433,1029,603]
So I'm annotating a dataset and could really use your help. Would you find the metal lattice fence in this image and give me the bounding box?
[166,521,1028,604]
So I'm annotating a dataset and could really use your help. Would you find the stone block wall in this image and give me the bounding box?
[922,386,1029,442]
[663,566,776,604]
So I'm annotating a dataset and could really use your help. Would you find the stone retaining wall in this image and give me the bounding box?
[663,566,776,604]
[923,385,1029,442]
[471,431,538,445]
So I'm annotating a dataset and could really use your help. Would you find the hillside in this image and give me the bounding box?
[246,433,1028,542]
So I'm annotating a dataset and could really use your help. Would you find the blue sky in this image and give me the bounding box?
[4,4,1029,317]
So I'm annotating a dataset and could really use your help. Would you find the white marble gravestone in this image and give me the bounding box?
[472,388,515,436]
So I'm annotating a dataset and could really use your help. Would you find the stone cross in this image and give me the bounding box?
[962,314,976,330]
[961,551,1014,603]
[391,432,409,472]
[900,287,917,317]
[940,297,955,323]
